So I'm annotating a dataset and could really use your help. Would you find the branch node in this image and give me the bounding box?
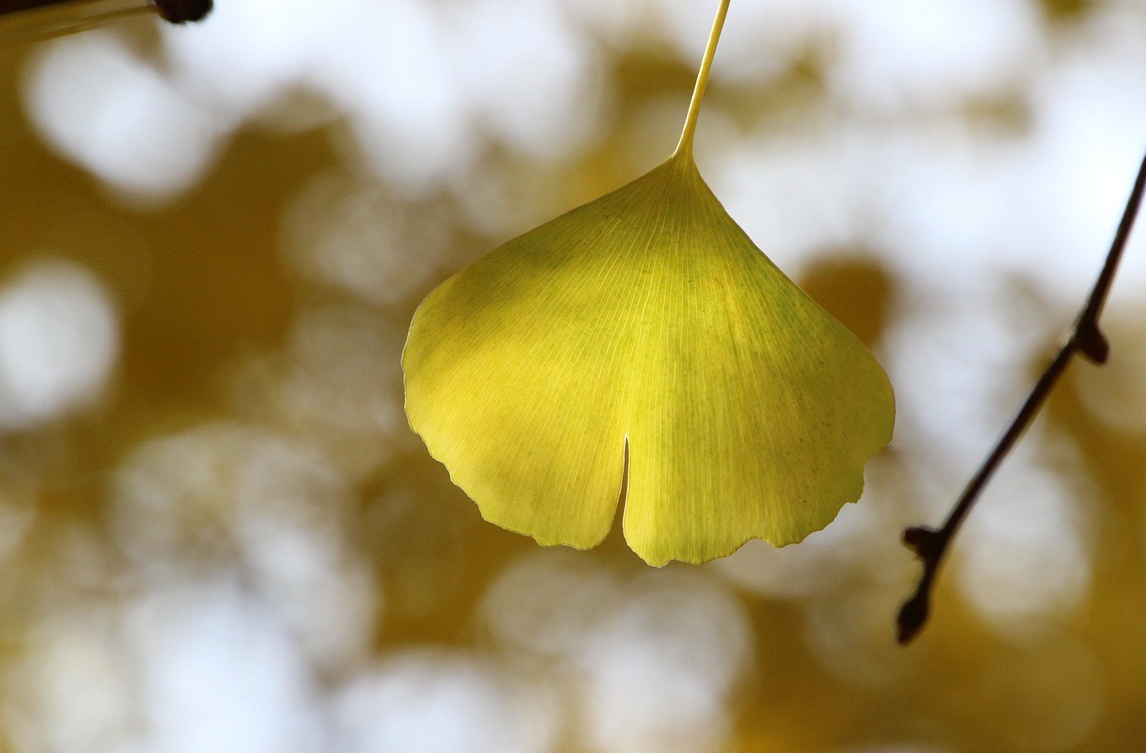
[896,591,930,645]
[902,525,941,561]
[1076,319,1110,365]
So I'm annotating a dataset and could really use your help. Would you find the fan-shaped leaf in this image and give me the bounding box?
[403,154,893,565]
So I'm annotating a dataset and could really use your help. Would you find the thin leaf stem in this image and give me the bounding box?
[897,144,1146,644]
[674,0,730,160]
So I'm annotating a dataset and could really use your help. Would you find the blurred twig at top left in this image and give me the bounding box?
[0,0,210,43]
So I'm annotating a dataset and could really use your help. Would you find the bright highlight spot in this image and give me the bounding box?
[0,260,119,429]
[483,554,752,753]
[24,32,220,205]
[332,649,560,753]
[955,444,1094,630]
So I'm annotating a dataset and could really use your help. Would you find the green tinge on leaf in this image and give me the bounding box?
[403,155,894,566]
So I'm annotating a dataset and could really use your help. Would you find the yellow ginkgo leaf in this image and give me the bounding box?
[402,0,894,566]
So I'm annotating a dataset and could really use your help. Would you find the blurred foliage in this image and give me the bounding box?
[0,2,1144,752]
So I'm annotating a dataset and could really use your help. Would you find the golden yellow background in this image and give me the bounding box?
[0,1,1145,751]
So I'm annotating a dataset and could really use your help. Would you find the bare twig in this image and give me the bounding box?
[0,0,210,26]
[151,0,210,23]
[897,144,1146,645]
[0,0,208,45]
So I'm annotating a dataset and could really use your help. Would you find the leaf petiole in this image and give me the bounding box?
[674,0,731,160]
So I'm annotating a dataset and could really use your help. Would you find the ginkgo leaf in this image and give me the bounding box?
[402,0,894,566]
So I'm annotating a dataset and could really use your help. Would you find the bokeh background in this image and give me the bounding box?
[1,0,1145,750]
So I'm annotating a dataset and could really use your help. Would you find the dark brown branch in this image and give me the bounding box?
[897,144,1146,645]
[152,0,210,23]
[0,0,210,25]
